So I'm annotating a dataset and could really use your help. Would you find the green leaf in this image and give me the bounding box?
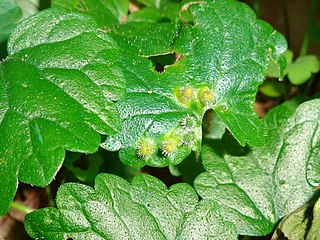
[174,0,287,147]
[108,22,179,56]
[25,173,237,240]
[102,0,287,167]
[0,0,22,42]
[259,79,286,98]
[272,197,320,240]
[287,55,320,85]
[51,0,129,26]
[266,49,291,79]
[0,9,123,215]
[195,99,320,236]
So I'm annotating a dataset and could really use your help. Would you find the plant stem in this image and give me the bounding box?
[46,185,56,207]
[299,0,318,56]
[303,74,316,95]
[10,201,34,214]
[280,0,290,46]
[253,0,260,17]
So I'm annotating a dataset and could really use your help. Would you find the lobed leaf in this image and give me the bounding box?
[25,173,237,240]
[0,9,124,215]
[102,0,287,167]
[194,99,320,235]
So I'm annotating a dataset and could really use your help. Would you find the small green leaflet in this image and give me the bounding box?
[287,55,320,85]
[102,0,287,167]
[194,99,320,236]
[0,9,123,215]
[25,173,237,240]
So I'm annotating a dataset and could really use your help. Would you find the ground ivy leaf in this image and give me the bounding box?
[194,99,320,235]
[102,0,286,167]
[51,0,129,27]
[101,52,197,167]
[0,9,123,215]
[173,0,287,147]
[24,173,237,240]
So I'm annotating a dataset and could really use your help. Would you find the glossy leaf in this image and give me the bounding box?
[51,0,129,26]
[108,22,179,56]
[25,173,237,240]
[0,9,123,215]
[195,99,320,235]
[102,0,287,167]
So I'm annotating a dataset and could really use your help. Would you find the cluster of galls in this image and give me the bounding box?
[137,85,215,159]
[178,85,214,108]
[136,114,198,159]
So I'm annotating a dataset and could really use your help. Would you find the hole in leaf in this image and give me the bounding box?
[148,53,182,73]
